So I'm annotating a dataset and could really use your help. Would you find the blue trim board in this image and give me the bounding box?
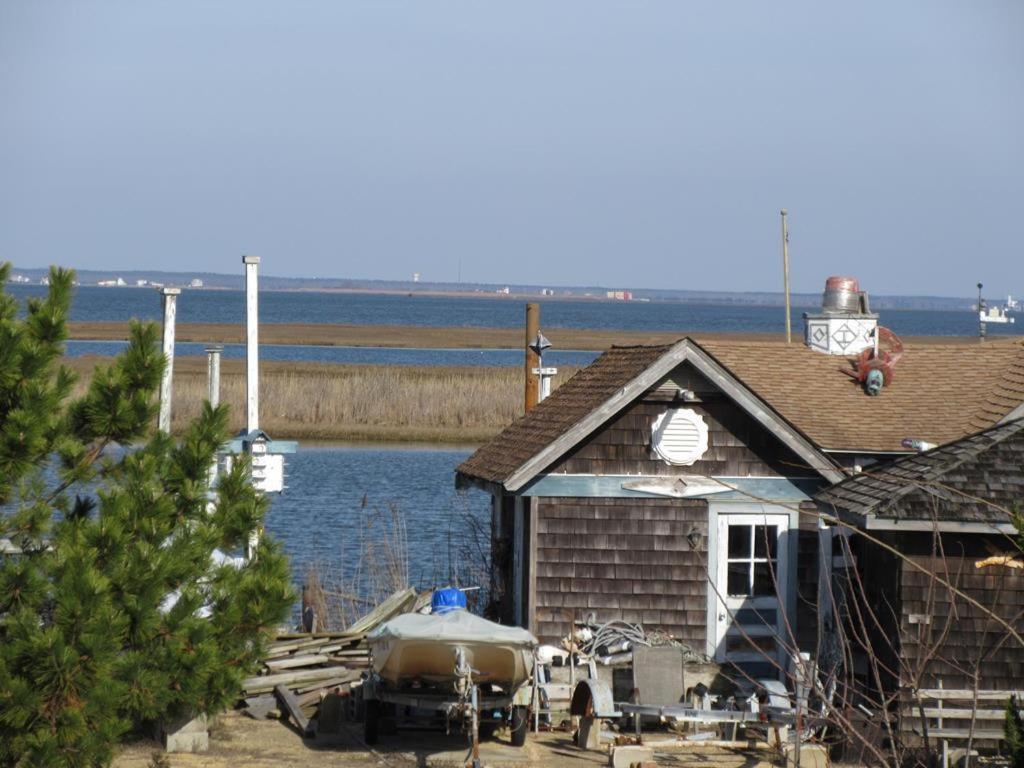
[518,474,824,501]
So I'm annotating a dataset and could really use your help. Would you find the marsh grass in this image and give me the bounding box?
[65,356,577,442]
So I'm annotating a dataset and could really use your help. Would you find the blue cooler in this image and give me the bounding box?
[431,588,467,614]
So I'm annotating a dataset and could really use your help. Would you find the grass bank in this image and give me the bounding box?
[65,356,576,443]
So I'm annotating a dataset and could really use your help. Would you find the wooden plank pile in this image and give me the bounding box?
[240,587,422,734]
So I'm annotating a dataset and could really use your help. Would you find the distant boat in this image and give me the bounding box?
[979,296,1016,324]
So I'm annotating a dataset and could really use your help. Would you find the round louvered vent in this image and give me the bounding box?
[651,408,709,466]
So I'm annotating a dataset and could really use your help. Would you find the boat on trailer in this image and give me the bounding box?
[363,589,538,763]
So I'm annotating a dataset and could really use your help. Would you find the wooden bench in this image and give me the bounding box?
[901,685,1023,767]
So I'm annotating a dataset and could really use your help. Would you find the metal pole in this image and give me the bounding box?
[205,344,223,408]
[244,255,260,432]
[157,287,181,433]
[781,210,792,344]
[205,344,223,499]
[525,303,539,412]
[978,282,986,343]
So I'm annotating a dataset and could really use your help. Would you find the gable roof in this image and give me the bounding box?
[457,337,1024,492]
[458,339,846,490]
[815,418,1024,530]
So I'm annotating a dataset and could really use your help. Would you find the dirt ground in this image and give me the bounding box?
[112,710,784,768]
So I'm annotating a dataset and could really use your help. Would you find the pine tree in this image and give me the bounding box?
[0,265,294,767]
[1006,695,1024,768]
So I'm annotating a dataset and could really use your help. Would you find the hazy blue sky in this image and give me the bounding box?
[1,2,1021,295]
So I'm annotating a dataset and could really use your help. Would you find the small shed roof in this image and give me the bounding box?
[457,337,1024,490]
[815,418,1024,528]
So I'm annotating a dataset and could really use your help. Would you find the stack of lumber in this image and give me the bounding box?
[240,587,422,735]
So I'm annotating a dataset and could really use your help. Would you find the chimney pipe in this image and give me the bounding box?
[157,287,181,433]
[524,303,540,412]
[243,255,260,432]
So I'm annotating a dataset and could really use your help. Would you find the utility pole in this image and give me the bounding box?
[781,209,792,344]
[524,304,540,412]
[157,287,181,433]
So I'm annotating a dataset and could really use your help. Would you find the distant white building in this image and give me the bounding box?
[39,276,50,286]
[8,274,31,284]
[97,278,126,287]
[497,286,510,295]
[136,279,149,287]
[412,273,420,283]
[190,278,204,288]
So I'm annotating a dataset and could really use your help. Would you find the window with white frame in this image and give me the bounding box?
[725,523,780,597]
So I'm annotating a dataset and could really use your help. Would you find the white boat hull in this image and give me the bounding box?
[368,610,537,688]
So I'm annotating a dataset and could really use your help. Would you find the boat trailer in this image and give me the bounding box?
[362,647,532,767]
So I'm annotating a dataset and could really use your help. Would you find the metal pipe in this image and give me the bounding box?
[157,287,181,433]
[978,282,986,342]
[781,210,791,344]
[524,303,539,412]
[205,344,223,407]
[244,255,260,432]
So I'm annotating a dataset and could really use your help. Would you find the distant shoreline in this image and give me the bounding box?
[67,321,1006,350]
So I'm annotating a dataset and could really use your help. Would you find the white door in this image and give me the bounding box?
[713,512,789,667]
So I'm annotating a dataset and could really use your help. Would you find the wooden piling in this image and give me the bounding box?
[525,303,539,412]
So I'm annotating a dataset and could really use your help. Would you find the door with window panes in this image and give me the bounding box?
[713,512,789,668]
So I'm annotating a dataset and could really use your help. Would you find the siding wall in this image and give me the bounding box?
[533,497,709,645]
[895,533,1024,691]
[547,365,809,478]
[851,532,1024,697]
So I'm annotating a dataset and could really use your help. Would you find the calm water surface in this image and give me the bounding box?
[264,443,488,595]
[64,340,600,368]
[10,283,1021,338]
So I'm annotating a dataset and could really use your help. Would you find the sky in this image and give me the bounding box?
[1,2,1021,296]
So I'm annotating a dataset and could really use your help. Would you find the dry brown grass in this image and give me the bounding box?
[63,356,576,442]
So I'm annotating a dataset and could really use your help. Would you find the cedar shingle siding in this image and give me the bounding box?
[534,497,708,646]
[549,388,808,478]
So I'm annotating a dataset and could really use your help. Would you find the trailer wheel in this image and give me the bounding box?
[363,699,379,745]
[509,706,528,747]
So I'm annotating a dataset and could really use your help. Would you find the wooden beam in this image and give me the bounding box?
[519,474,824,500]
[527,497,538,637]
[274,684,314,737]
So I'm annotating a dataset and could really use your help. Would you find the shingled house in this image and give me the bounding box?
[455,332,1024,677]
[816,418,1024,705]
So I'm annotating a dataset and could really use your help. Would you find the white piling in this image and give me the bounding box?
[205,344,223,408]
[243,255,260,433]
[158,288,181,433]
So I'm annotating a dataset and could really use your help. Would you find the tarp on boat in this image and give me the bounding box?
[369,609,537,649]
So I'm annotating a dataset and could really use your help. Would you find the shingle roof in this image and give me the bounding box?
[457,344,672,485]
[456,337,1024,487]
[815,418,1024,524]
[700,338,1024,453]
